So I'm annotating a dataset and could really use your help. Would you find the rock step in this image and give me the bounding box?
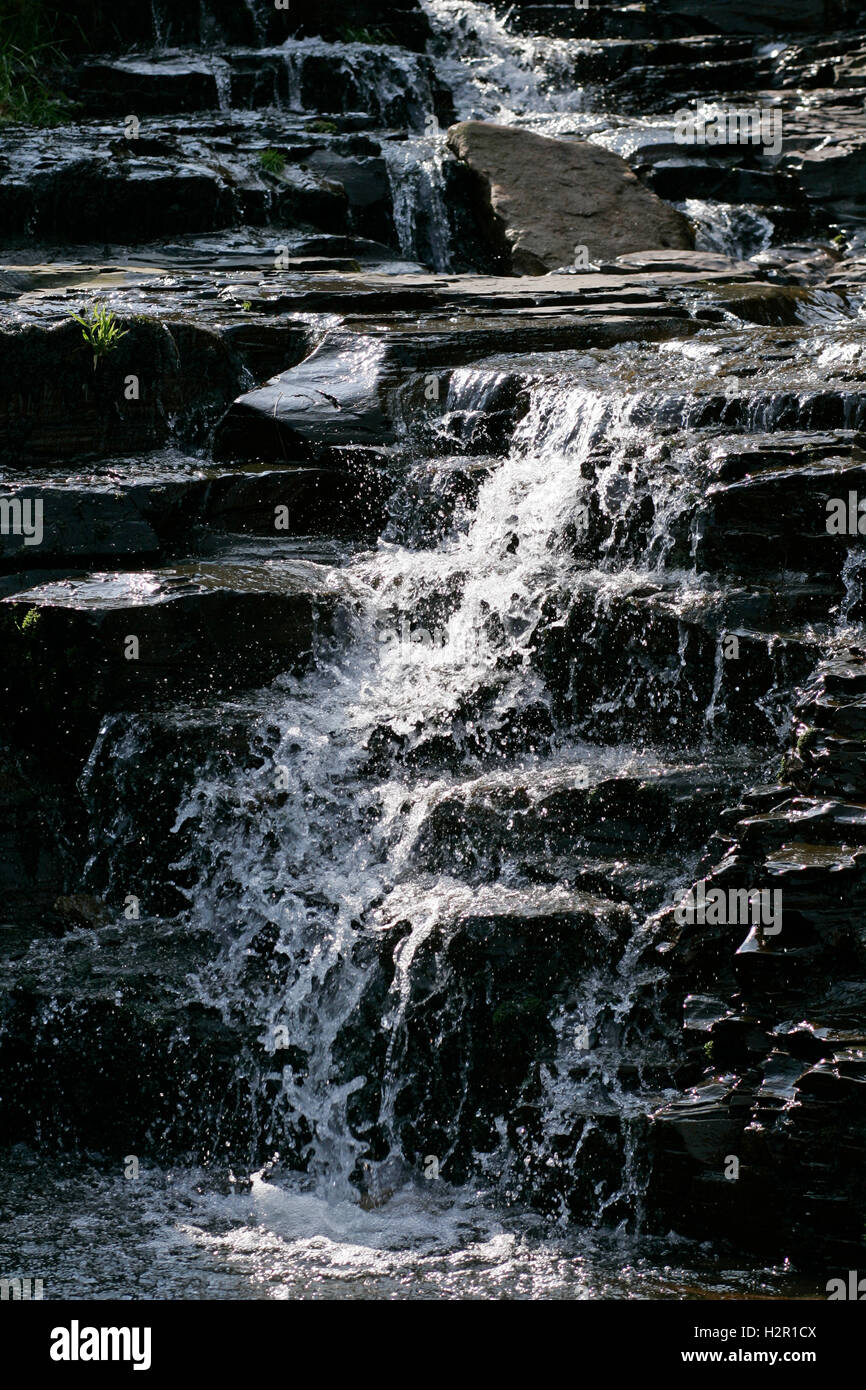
[0,313,312,465]
[696,453,866,576]
[649,1061,866,1261]
[606,58,775,112]
[0,552,342,764]
[496,2,709,40]
[784,650,866,796]
[0,453,391,567]
[550,427,866,584]
[0,132,362,247]
[62,45,451,128]
[214,314,704,463]
[66,33,849,127]
[74,731,754,914]
[409,758,752,907]
[355,580,827,773]
[0,257,806,341]
[56,0,432,55]
[0,915,273,1160]
[368,881,635,1182]
[538,577,826,743]
[0,262,828,471]
[605,93,866,227]
[641,162,810,217]
[497,0,862,38]
[0,882,633,1163]
[646,644,866,1259]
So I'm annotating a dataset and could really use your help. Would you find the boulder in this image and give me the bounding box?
[445,121,693,275]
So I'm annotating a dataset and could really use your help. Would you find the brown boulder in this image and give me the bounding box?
[446,121,693,275]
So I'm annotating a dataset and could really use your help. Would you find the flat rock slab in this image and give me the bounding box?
[213,310,702,460]
[0,455,391,564]
[0,555,341,759]
[446,121,694,275]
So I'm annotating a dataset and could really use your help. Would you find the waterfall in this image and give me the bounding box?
[164,363,780,1216]
[421,0,594,124]
[174,386,613,1189]
[382,131,454,271]
[9,0,862,1300]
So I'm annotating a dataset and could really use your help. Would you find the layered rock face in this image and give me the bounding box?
[2,0,866,1285]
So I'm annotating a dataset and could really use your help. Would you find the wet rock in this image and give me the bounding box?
[68,58,223,115]
[372,884,634,1179]
[0,455,391,568]
[783,651,866,798]
[77,706,262,915]
[215,333,400,459]
[643,161,809,218]
[0,555,339,763]
[499,3,699,40]
[0,745,72,928]
[658,0,851,33]
[695,455,866,578]
[412,762,743,900]
[446,121,694,274]
[0,125,351,245]
[538,580,821,743]
[0,318,253,463]
[61,0,431,52]
[0,916,268,1160]
[649,643,866,1258]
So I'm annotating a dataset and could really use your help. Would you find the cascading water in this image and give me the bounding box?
[382,130,454,271]
[161,353,797,1228]
[174,386,615,1188]
[422,0,594,124]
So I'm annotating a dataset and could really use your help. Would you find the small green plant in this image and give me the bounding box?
[259,148,286,176]
[12,605,41,660]
[70,303,128,369]
[0,0,72,125]
[703,1039,715,1061]
[307,118,338,135]
[796,726,819,757]
[15,605,40,635]
[242,300,252,312]
[337,25,391,44]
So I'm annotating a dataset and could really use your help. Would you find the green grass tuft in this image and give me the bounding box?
[70,303,129,369]
[0,0,72,125]
[259,148,286,176]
